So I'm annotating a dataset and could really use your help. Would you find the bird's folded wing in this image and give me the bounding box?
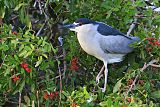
[99,35,139,54]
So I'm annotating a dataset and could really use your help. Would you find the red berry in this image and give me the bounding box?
[70,57,79,71]
[145,46,152,52]
[20,63,28,68]
[70,65,79,71]
[127,79,133,86]
[25,67,32,73]
[12,31,18,35]
[44,92,49,100]
[54,91,59,96]
[138,80,144,86]
[71,103,78,107]
[12,75,20,82]
[49,92,54,97]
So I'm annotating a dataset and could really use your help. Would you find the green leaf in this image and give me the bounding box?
[24,95,31,106]
[4,68,10,76]
[99,101,107,107]
[19,44,24,51]
[19,80,25,92]
[151,90,160,99]
[143,82,150,91]
[54,2,63,13]
[30,44,35,50]
[14,3,27,11]
[12,80,25,95]
[35,56,43,67]
[57,60,61,65]
[38,39,42,45]
[24,50,33,58]
[31,84,35,92]
[14,55,19,61]
[99,98,113,107]
[42,54,48,59]
[83,87,90,99]
[62,91,70,97]
[51,45,57,53]
[19,50,27,57]
[113,79,122,93]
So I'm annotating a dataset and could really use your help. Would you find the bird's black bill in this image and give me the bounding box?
[60,24,79,29]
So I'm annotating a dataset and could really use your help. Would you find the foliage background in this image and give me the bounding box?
[0,0,160,107]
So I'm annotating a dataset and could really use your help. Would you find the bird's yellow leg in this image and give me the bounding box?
[101,62,108,92]
[96,65,104,84]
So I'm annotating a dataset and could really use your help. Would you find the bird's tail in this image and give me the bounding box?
[131,36,140,42]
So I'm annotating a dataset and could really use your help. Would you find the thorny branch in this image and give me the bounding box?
[126,59,160,95]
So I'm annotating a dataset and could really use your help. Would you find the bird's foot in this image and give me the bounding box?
[96,74,103,85]
[100,87,106,92]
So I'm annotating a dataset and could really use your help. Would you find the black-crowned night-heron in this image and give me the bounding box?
[63,18,140,92]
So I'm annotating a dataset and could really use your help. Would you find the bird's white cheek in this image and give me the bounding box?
[77,26,90,33]
[70,28,77,32]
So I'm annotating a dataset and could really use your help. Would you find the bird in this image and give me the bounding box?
[62,18,140,92]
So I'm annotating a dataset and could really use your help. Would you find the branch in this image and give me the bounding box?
[18,92,21,107]
[56,59,62,107]
[62,48,67,78]
[36,20,47,36]
[127,19,137,36]
[36,91,40,107]
[127,0,137,36]
[126,59,159,94]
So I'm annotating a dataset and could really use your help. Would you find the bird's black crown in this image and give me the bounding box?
[75,18,96,25]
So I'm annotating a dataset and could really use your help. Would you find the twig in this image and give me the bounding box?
[37,0,43,14]
[33,0,38,7]
[150,64,160,68]
[56,59,62,107]
[126,59,159,94]
[63,48,67,78]
[35,0,50,36]
[127,17,138,36]
[126,75,139,95]
[36,91,40,107]
[51,73,65,80]
[36,20,47,36]
[18,92,21,107]
[127,0,139,36]
[32,100,35,107]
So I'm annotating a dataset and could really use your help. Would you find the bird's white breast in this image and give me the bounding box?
[76,24,106,61]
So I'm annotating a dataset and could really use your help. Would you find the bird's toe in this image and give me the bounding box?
[96,74,103,85]
[96,77,100,85]
[101,87,106,92]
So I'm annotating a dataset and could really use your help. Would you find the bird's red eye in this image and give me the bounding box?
[79,22,83,26]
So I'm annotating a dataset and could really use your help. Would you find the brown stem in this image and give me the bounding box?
[18,92,21,107]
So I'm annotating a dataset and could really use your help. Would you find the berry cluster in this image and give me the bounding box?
[12,75,20,82]
[70,57,79,71]
[20,62,32,73]
[43,91,59,100]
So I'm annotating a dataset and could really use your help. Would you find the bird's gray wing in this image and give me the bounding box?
[99,35,140,54]
[97,22,132,39]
